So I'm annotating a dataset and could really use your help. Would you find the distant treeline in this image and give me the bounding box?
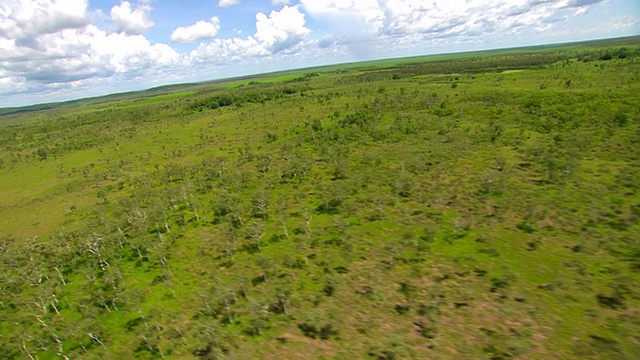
[336,46,640,84]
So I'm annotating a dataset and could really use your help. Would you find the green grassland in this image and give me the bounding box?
[1,37,640,359]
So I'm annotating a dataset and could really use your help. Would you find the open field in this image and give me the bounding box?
[1,37,639,359]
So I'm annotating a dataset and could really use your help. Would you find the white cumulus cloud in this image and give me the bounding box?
[110,0,155,35]
[218,0,241,8]
[0,0,89,49]
[1,25,180,83]
[171,17,221,43]
[255,5,311,53]
[191,5,310,63]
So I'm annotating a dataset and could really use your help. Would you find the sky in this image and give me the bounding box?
[0,0,638,107]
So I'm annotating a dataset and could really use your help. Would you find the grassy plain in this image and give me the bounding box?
[1,37,639,359]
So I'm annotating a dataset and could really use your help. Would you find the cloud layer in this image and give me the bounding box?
[300,0,612,41]
[0,0,636,107]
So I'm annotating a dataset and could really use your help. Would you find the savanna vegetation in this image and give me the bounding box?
[1,36,639,359]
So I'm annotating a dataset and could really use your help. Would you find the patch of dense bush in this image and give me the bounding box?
[187,86,302,111]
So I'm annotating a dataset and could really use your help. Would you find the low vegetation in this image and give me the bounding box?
[1,37,639,359]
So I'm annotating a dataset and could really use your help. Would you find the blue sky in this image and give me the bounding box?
[0,0,638,107]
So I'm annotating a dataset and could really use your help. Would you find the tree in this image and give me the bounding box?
[251,191,270,220]
[255,257,272,284]
[242,221,265,252]
[36,147,50,160]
